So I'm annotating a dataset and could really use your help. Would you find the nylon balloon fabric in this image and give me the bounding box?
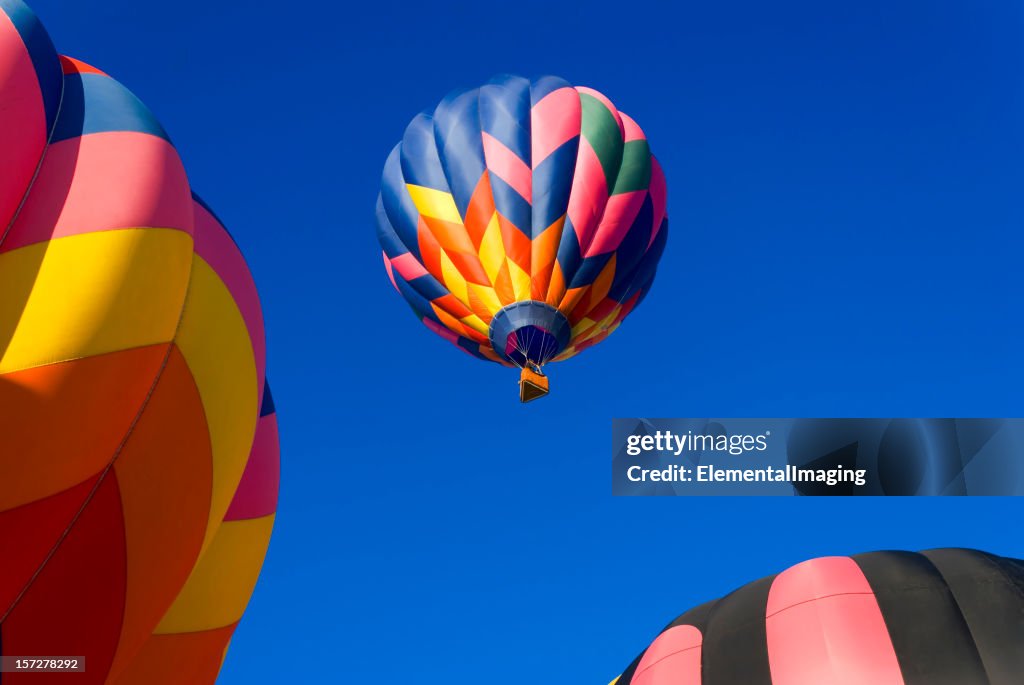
[0,2,277,682]
[376,74,668,373]
[610,549,1024,685]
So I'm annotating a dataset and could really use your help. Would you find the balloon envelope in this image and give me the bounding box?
[612,549,1024,685]
[0,2,276,682]
[376,75,668,386]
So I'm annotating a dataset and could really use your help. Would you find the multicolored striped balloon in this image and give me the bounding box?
[610,549,1024,685]
[0,1,277,682]
[376,75,667,398]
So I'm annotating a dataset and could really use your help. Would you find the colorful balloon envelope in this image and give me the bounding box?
[0,1,277,682]
[611,549,1024,685]
[376,75,668,401]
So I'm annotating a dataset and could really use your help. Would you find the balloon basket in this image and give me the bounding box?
[519,366,550,403]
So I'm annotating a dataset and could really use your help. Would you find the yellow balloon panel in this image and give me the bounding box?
[0,228,193,374]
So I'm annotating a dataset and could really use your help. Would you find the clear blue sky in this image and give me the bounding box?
[30,1,1024,682]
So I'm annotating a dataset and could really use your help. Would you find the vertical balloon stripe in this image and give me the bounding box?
[399,114,449,191]
[648,157,667,247]
[480,74,532,161]
[600,196,654,286]
[528,82,580,315]
[578,90,625,201]
[609,218,668,304]
[631,625,703,685]
[699,574,776,685]
[432,88,487,219]
[0,1,58,235]
[117,376,277,680]
[192,197,266,395]
[563,136,609,263]
[921,549,1024,684]
[106,346,214,682]
[612,115,651,195]
[554,89,627,297]
[630,274,657,313]
[530,82,580,165]
[0,0,61,131]
[853,551,989,685]
[174,257,259,555]
[480,76,533,255]
[766,557,905,685]
[532,138,579,236]
[379,146,425,261]
[377,193,408,260]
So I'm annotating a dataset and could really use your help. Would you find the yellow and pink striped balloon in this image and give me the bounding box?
[0,1,278,682]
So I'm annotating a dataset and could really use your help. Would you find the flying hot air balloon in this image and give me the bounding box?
[610,548,1024,685]
[0,2,276,682]
[376,75,668,401]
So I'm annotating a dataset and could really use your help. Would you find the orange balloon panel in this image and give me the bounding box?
[115,391,280,684]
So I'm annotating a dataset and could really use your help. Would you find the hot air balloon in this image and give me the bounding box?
[376,74,668,401]
[611,549,1024,685]
[0,2,276,682]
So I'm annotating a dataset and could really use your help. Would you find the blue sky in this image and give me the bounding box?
[30,0,1024,681]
